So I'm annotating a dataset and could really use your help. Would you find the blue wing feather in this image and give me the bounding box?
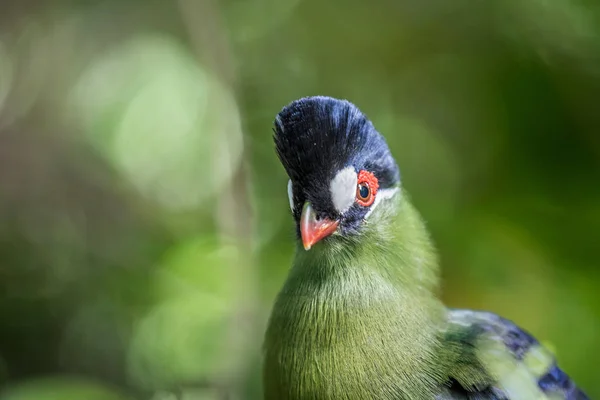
[443,309,589,400]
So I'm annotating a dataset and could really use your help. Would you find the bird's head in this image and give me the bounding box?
[274,96,401,250]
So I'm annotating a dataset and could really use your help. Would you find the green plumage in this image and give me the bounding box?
[265,192,445,399]
[263,96,587,400]
[264,192,492,399]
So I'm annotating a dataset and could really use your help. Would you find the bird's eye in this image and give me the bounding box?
[358,184,370,200]
[356,170,378,207]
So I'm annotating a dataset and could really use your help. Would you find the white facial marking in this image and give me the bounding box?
[364,187,400,219]
[287,179,294,212]
[330,166,357,214]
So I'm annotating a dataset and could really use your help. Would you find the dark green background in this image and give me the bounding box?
[0,0,598,399]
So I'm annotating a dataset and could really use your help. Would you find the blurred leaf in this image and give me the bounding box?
[70,34,243,212]
[154,236,239,303]
[127,293,230,390]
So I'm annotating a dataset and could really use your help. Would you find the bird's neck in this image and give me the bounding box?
[263,192,448,399]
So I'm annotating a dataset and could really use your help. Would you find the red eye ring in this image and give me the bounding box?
[356,170,378,207]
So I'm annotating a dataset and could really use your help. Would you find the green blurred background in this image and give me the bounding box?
[0,0,599,399]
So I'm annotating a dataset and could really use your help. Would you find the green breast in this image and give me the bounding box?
[262,256,447,400]
[262,194,450,399]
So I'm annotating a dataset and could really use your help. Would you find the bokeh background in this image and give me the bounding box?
[1,0,599,399]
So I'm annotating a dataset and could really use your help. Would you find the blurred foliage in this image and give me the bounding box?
[0,0,599,398]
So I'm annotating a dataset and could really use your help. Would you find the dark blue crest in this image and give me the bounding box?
[273,96,400,230]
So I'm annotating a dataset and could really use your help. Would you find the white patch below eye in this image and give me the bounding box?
[287,179,294,212]
[330,166,357,213]
[364,187,400,219]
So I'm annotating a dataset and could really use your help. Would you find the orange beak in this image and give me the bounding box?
[300,202,339,250]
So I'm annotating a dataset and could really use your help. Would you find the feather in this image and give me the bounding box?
[442,310,589,400]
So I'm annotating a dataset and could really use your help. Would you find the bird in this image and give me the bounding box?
[262,96,589,400]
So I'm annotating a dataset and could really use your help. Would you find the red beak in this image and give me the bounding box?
[300,202,339,250]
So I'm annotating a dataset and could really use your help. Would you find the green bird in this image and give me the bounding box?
[262,96,589,399]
